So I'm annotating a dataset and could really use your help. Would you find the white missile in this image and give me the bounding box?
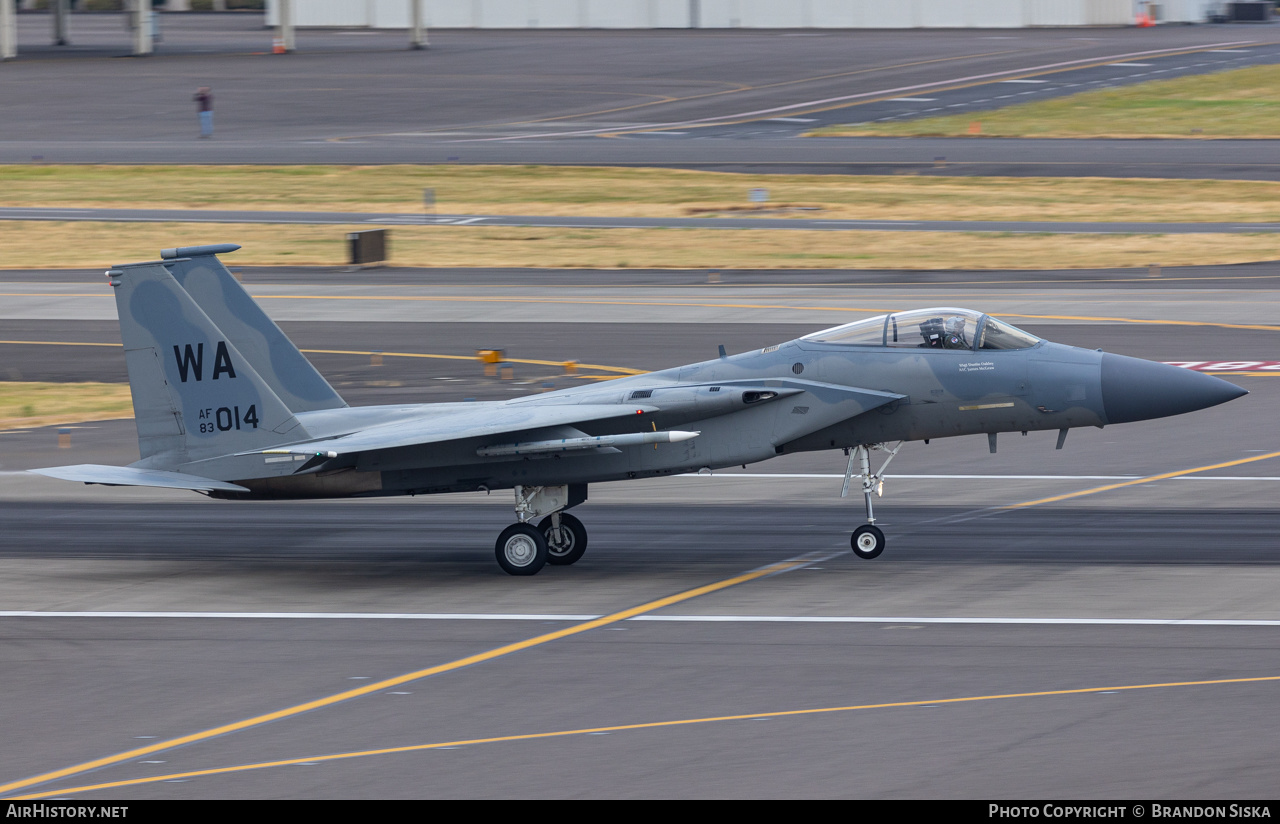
[477,430,699,457]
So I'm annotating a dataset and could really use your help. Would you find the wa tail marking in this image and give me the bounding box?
[173,341,237,382]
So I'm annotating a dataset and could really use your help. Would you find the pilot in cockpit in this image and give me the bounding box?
[919,316,969,349]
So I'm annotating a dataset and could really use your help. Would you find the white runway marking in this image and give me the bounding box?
[2,611,1278,626]
[475,41,1260,140]
[679,473,1280,481]
[11,471,1280,481]
[0,209,90,215]
[687,472,1141,479]
[814,220,919,226]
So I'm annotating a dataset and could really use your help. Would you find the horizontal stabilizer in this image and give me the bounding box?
[29,464,249,493]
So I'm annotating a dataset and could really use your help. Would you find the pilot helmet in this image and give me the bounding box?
[942,316,969,348]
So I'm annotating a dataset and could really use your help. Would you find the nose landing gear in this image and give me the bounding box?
[842,442,902,560]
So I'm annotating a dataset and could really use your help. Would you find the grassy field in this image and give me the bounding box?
[0,382,133,430]
[811,64,1280,139]
[2,165,1280,222]
[5,220,1279,270]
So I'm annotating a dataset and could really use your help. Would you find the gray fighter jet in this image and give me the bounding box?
[32,245,1247,574]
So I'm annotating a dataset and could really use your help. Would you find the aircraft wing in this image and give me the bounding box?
[28,465,250,493]
[249,403,660,458]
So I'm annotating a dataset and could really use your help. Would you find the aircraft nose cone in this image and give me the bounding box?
[1101,353,1248,425]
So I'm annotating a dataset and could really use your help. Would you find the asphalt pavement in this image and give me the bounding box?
[3,17,1280,178]
[4,206,1280,234]
[3,267,1279,798]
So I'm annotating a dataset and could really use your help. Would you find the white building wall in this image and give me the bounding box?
[848,1,914,28]
[966,0,1026,27]
[1147,0,1216,23]
[267,0,1137,29]
[656,0,689,27]
[1025,0,1076,25]
[741,0,809,28]
[478,0,529,27]
[1087,0,1135,23]
[532,0,581,28]
[696,0,737,28]
[807,0,861,27]
[928,0,970,27]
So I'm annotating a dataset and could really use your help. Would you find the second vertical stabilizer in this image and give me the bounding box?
[109,260,310,465]
[161,244,347,413]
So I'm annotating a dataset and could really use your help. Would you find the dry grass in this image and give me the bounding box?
[0,382,133,430]
[1,165,1279,222]
[5,220,1279,270]
[812,64,1280,139]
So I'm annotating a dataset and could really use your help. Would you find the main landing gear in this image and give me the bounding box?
[540,511,588,566]
[842,442,903,560]
[494,484,589,576]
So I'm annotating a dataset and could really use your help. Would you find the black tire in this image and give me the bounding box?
[850,524,886,560]
[538,512,588,566]
[495,523,548,576]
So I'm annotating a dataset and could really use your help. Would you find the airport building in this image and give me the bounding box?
[0,1,1263,61]
[263,0,1226,29]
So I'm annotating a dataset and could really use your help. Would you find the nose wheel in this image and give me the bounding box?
[851,524,885,560]
[842,442,902,560]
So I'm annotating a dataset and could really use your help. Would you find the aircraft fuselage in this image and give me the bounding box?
[210,337,1187,501]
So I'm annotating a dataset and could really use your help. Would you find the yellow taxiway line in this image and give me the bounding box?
[1006,450,1280,510]
[0,341,644,376]
[300,347,645,375]
[14,673,1279,799]
[0,555,816,798]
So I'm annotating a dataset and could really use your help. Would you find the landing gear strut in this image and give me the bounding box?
[842,442,902,560]
[494,484,589,575]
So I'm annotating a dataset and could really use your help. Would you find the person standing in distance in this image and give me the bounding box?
[194,87,214,139]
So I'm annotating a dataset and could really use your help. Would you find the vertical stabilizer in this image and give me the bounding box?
[161,244,347,412]
[108,261,310,465]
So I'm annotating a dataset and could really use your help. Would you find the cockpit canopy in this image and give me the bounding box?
[801,308,1040,351]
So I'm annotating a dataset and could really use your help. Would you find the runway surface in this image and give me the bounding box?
[5,206,1280,235]
[2,261,1279,798]
[11,261,1280,288]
